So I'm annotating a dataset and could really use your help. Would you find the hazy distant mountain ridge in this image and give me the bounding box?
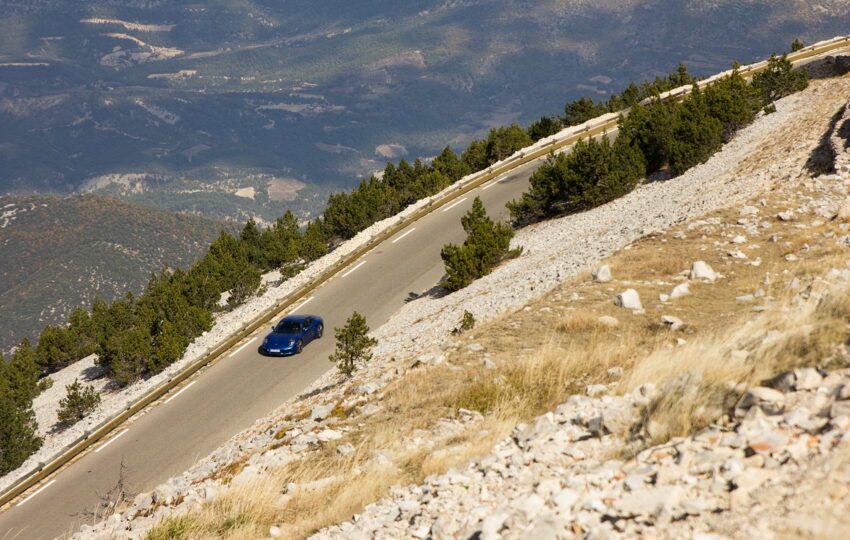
[2,1,849,221]
[0,195,227,352]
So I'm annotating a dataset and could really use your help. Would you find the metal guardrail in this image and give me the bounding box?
[2,34,849,512]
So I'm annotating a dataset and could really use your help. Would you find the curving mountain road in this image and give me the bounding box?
[0,151,563,539]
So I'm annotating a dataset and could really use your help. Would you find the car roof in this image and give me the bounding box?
[279,315,313,323]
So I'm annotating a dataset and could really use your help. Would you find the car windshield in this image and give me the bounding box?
[274,320,302,334]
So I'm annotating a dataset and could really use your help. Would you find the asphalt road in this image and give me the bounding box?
[0,155,549,539]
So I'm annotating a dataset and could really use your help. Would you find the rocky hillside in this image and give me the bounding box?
[70,55,850,539]
[0,194,228,352]
[3,1,850,221]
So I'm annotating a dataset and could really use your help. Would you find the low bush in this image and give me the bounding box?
[57,379,101,426]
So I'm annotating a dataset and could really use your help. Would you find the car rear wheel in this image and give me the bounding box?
[296,340,303,354]
[317,324,323,338]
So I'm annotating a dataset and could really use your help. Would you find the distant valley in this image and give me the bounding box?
[3,1,850,222]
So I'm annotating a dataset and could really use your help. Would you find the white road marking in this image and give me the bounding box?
[164,381,196,404]
[391,227,416,244]
[481,180,499,191]
[94,428,129,454]
[229,338,256,358]
[290,296,314,313]
[441,197,468,213]
[341,260,366,278]
[16,479,56,507]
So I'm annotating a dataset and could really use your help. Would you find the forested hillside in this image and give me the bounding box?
[0,195,228,352]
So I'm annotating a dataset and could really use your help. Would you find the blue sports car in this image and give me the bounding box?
[260,315,324,356]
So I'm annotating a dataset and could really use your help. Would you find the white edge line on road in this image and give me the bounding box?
[229,338,256,358]
[481,180,499,191]
[16,479,55,507]
[341,260,366,278]
[441,196,468,213]
[391,227,416,244]
[94,428,129,454]
[289,295,314,313]
[164,380,197,404]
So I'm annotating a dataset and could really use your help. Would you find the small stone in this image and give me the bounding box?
[468,343,484,352]
[732,235,747,244]
[586,384,608,397]
[356,382,379,395]
[598,315,620,328]
[689,261,718,282]
[670,282,690,299]
[552,488,579,515]
[615,289,642,310]
[777,211,794,222]
[337,443,355,456]
[737,387,785,415]
[612,486,682,518]
[659,293,670,302]
[661,315,684,331]
[836,197,850,221]
[740,205,759,216]
[482,357,497,369]
[607,366,624,378]
[593,265,613,283]
[793,367,823,390]
[311,404,335,421]
[785,254,799,262]
[269,525,282,538]
[747,429,790,454]
[728,250,748,259]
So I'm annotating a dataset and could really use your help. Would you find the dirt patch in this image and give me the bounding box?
[267,178,306,202]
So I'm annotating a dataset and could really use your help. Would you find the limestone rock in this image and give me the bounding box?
[670,282,690,299]
[614,289,642,311]
[689,261,717,282]
[593,265,613,283]
[597,315,620,328]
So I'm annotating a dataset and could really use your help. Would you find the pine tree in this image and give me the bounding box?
[669,85,723,175]
[329,312,377,376]
[441,197,518,291]
[4,340,40,407]
[751,54,808,104]
[299,221,328,261]
[148,320,190,374]
[528,116,563,140]
[703,65,758,139]
[564,97,607,126]
[619,98,678,172]
[461,138,489,172]
[56,379,101,426]
[791,38,805,52]
[485,125,533,163]
[0,393,42,474]
[101,326,152,386]
[432,146,470,184]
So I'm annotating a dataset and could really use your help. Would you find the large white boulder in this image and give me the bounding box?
[614,289,642,310]
[592,265,613,283]
[669,282,690,299]
[689,261,717,282]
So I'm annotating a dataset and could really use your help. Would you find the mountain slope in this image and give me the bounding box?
[0,195,228,352]
[77,57,850,540]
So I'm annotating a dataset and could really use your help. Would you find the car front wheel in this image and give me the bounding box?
[317,324,324,338]
[295,340,303,354]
